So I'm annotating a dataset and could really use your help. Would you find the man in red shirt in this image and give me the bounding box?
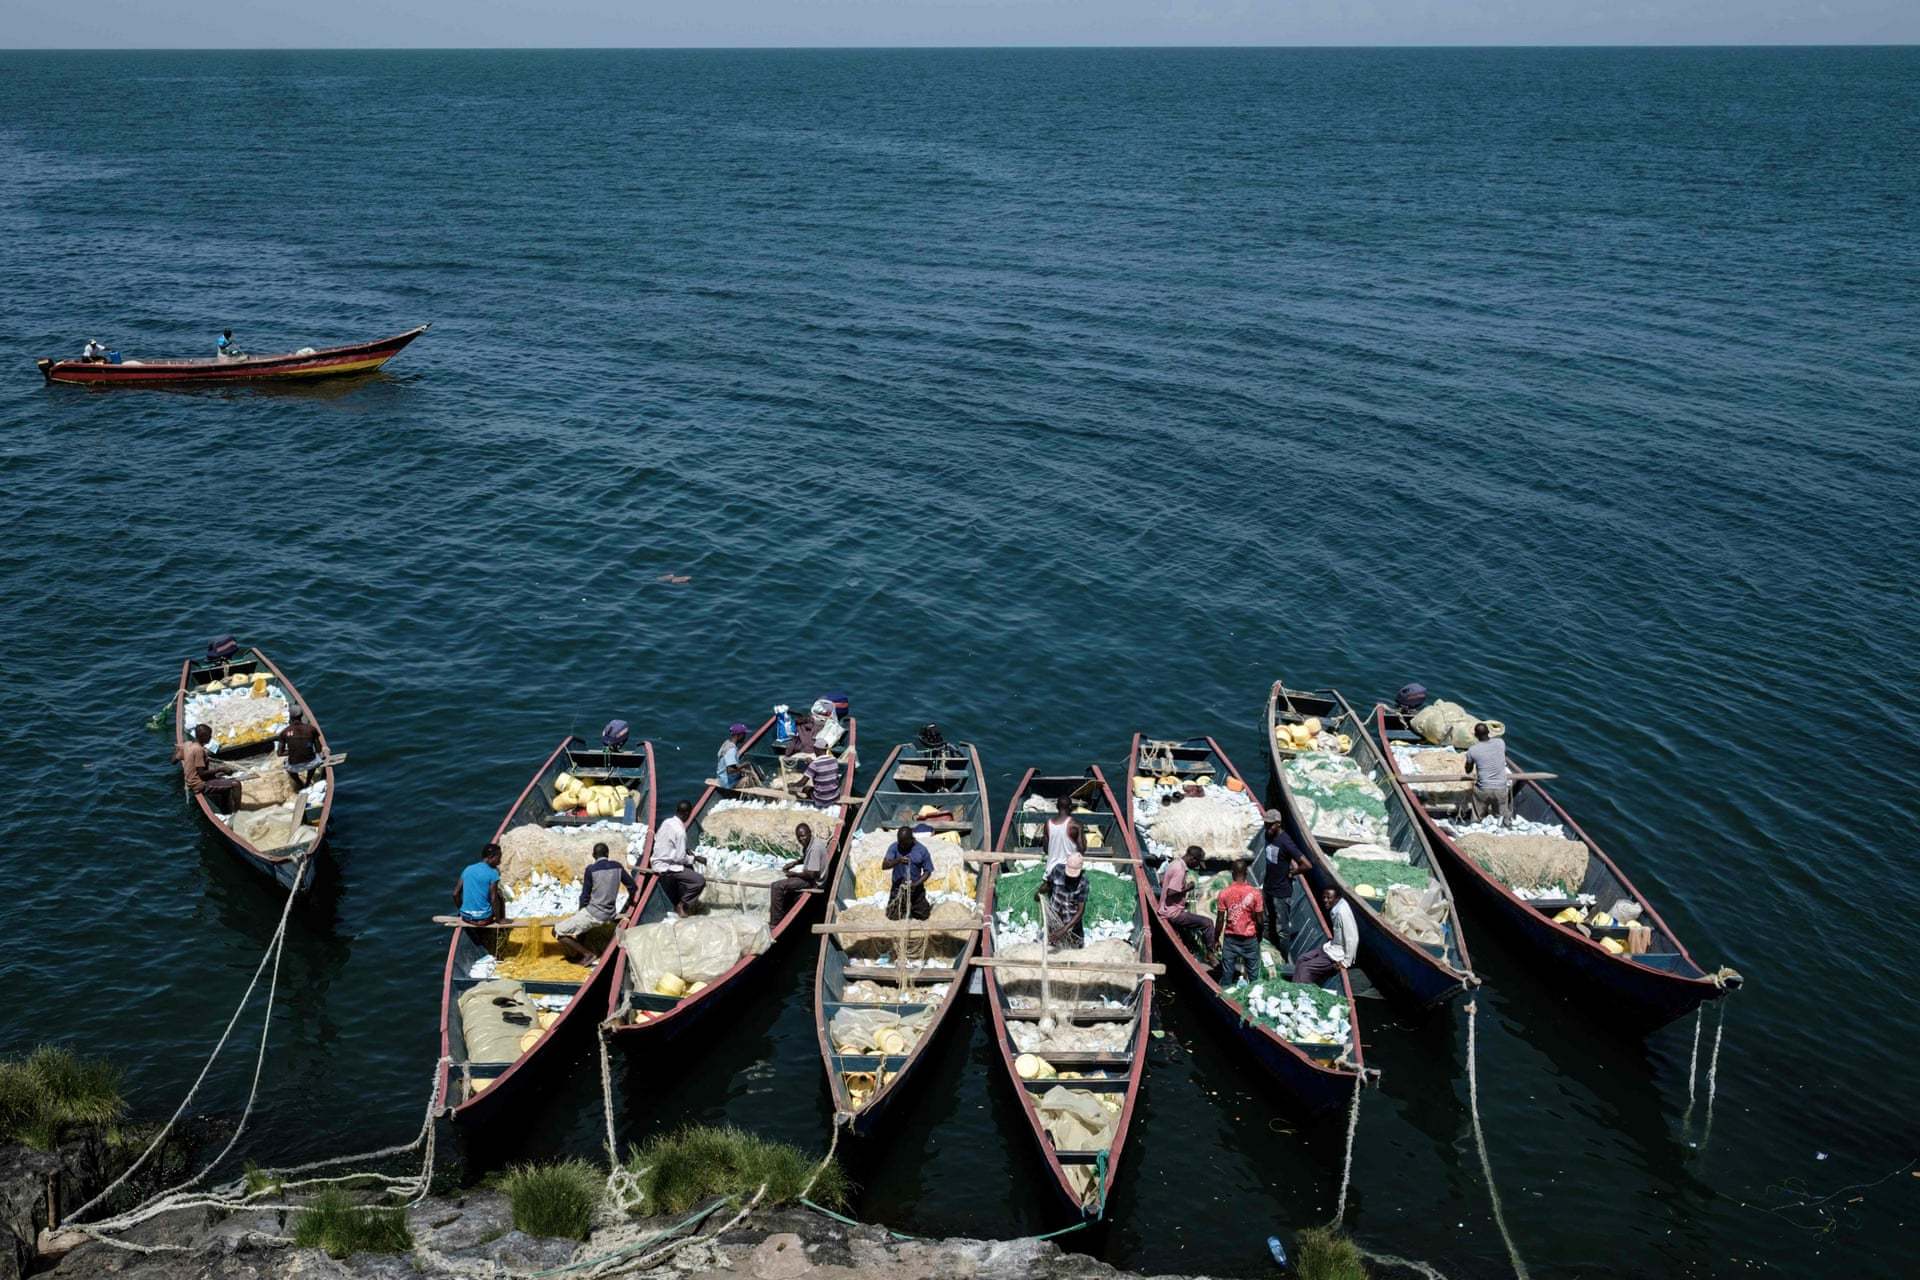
[1213,859,1264,986]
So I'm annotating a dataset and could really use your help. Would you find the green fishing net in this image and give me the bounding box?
[1285,753,1389,822]
[1220,976,1348,1033]
[995,865,1138,927]
[1328,855,1430,894]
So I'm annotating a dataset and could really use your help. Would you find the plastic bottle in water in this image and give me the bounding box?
[1266,1235,1289,1270]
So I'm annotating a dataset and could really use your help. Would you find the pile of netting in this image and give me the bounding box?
[1389,743,1473,802]
[842,978,950,1003]
[828,1004,937,1056]
[1009,1018,1132,1056]
[702,796,838,851]
[1283,752,1390,845]
[182,678,290,751]
[1132,776,1262,859]
[620,914,770,996]
[499,821,643,885]
[1327,847,1431,896]
[470,924,598,983]
[834,893,979,962]
[1410,699,1506,750]
[1036,1086,1121,1205]
[1444,815,1589,896]
[993,938,1141,1009]
[1222,976,1352,1048]
[994,864,1137,945]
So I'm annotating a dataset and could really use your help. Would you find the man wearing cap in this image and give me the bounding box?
[1037,851,1089,949]
[716,723,752,790]
[277,704,323,789]
[883,825,934,922]
[1257,810,1310,952]
[768,820,831,924]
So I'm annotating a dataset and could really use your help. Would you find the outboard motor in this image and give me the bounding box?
[772,704,796,746]
[601,719,631,752]
[206,635,240,661]
[916,722,947,751]
[1395,683,1428,714]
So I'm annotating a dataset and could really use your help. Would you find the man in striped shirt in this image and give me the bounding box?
[804,750,842,808]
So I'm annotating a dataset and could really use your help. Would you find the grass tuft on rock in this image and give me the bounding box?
[1297,1227,1369,1280]
[501,1159,601,1240]
[0,1045,125,1150]
[624,1125,849,1215]
[291,1187,413,1258]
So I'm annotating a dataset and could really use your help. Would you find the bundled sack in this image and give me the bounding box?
[994,938,1142,1003]
[828,1005,937,1056]
[238,768,297,807]
[1036,1087,1119,1204]
[621,914,771,995]
[1381,883,1449,948]
[1456,832,1588,894]
[229,797,312,851]
[1411,701,1505,751]
[459,979,540,1062]
[500,823,636,884]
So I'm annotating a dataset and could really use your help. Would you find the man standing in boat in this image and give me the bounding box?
[1037,851,1089,949]
[1043,795,1085,873]
[1463,722,1514,824]
[1257,809,1310,952]
[174,722,242,814]
[650,800,706,916]
[1214,859,1264,985]
[277,705,322,790]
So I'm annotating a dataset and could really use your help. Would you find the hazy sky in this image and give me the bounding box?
[4,0,1916,49]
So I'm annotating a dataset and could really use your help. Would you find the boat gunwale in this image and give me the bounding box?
[1127,732,1366,1081]
[982,764,1151,1221]
[604,712,858,1037]
[812,740,990,1126]
[1263,681,1477,1000]
[1369,703,1721,994]
[173,645,334,882]
[42,324,429,380]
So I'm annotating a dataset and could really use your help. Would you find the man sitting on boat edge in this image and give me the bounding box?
[651,800,707,916]
[768,820,830,924]
[1291,885,1360,989]
[1159,845,1217,958]
[455,843,505,925]
[557,842,637,965]
[174,722,242,814]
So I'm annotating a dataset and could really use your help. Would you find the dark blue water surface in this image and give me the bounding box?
[2,47,1916,1279]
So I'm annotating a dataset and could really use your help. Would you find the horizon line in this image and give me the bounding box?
[4,41,1918,53]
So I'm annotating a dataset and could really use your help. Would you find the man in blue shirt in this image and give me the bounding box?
[216,329,240,359]
[454,843,505,925]
[882,825,933,921]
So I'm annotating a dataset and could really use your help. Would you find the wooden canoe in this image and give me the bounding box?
[172,644,332,894]
[438,735,656,1122]
[982,766,1150,1221]
[603,708,858,1044]
[1125,735,1367,1116]
[815,738,989,1137]
[1265,683,1477,1011]
[38,324,428,386]
[1372,703,1740,1032]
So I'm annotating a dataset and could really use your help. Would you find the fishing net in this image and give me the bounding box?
[994,939,1141,1004]
[1145,791,1261,857]
[227,798,315,851]
[1382,884,1448,948]
[835,898,978,961]
[994,865,1136,929]
[621,915,770,995]
[492,924,596,982]
[500,824,635,884]
[1328,853,1430,895]
[1411,700,1505,750]
[842,979,951,1003]
[1009,1019,1132,1055]
[1456,831,1589,895]
[849,829,977,897]
[1221,977,1350,1047]
[1391,744,1474,800]
[827,1005,937,1055]
[1035,1087,1120,1203]
[237,769,297,807]
[701,800,826,852]
[1284,752,1390,844]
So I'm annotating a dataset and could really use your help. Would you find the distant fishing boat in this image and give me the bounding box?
[437,733,656,1123]
[603,707,857,1046]
[1372,703,1740,1032]
[37,324,428,385]
[981,766,1152,1221]
[1124,735,1367,1116]
[172,641,332,894]
[815,736,989,1137]
[1264,683,1476,1011]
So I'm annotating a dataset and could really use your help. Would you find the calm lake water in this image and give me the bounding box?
[1,47,1915,1279]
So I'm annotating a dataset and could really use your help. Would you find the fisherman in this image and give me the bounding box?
[1291,885,1361,988]
[804,747,842,808]
[1038,851,1089,949]
[784,710,822,758]
[650,800,706,916]
[1214,858,1264,985]
[1158,845,1217,957]
[454,843,505,926]
[1463,722,1513,824]
[883,825,934,921]
[81,339,108,362]
[553,842,637,963]
[1043,794,1086,873]
[1257,809,1310,951]
[216,329,240,359]
[768,820,830,924]
[276,704,322,789]
[173,723,243,814]
[715,722,752,789]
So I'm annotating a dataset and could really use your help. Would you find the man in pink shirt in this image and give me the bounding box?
[1158,845,1216,957]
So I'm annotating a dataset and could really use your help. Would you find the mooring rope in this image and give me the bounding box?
[1684,1005,1703,1114]
[1465,1000,1530,1279]
[1699,999,1728,1149]
[1330,1072,1362,1226]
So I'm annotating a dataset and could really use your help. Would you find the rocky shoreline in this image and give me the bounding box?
[4,1141,1217,1280]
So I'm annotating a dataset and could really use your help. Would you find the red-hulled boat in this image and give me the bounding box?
[37,324,428,386]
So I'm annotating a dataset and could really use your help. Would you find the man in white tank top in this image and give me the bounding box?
[1044,795,1086,873]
